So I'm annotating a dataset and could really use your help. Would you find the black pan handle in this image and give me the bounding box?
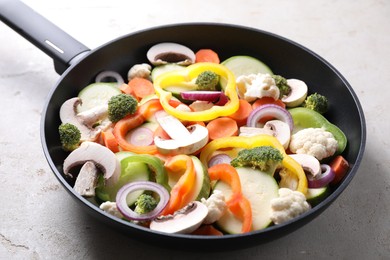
[0,0,90,74]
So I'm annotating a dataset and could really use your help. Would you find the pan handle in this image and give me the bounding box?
[0,0,90,74]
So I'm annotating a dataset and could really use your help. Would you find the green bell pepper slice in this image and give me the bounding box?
[121,154,171,192]
[288,107,347,155]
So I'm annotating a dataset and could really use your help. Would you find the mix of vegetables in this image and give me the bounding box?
[58,42,350,236]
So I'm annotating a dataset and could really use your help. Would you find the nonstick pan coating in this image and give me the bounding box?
[1,1,366,251]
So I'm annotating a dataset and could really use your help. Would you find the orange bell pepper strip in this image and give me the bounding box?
[113,111,158,154]
[208,163,252,233]
[138,98,164,120]
[161,155,196,215]
[101,129,120,153]
[226,192,252,233]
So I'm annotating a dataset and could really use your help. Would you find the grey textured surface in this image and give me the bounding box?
[0,0,389,259]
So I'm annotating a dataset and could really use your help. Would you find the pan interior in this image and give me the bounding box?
[41,23,365,249]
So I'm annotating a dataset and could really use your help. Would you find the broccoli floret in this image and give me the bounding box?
[108,93,138,122]
[58,123,81,151]
[230,146,284,174]
[195,70,220,90]
[303,93,328,114]
[272,75,291,99]
[134,194,158,215]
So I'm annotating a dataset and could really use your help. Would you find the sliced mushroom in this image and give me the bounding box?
[60,97,101,141]
[239,120,291,149]
[264,120,291,149]
[282,79,308,107]
[73,161,99,197]
[239,126,274,137]
[150,201,208,234]
[76,104,109,128]
[289,153,321,177]
[63,142,120,186]
[154,113,209,155]
[147,42,196,66]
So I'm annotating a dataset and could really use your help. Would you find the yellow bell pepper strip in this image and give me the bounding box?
[200,135,308,195]
[208,163,252,233]
[160,154,196,215]
[153,62,240,121]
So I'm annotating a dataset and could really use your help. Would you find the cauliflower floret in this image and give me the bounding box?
[289,127,338,160]
[99,201,123,219]
[201,190,227,224]
[236,73,280,102]
[270,188,311,225]
[127,63,152,81]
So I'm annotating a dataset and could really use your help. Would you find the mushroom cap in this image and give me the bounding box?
[59,97,101,141]
[154,113,209,155]
[147,42,196,66]
[150,201,209,234]
[264,120,291,149]
[289,153,321,177]
[63,142,121,185]
[282,79,308,107]
[154,124,209,155]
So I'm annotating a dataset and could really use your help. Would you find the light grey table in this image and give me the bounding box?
[1,0,389,259]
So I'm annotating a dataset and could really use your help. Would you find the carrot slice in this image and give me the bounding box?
[330,155,349,185]
[252,97,286,123]
[195,49,220,64]
[127,77,155,101]
[228,99,253,127]
[206,117,238,141]
[191,225,223,236]
[120,83,135,96]
[101,129,119,153]
[252,96,286,110]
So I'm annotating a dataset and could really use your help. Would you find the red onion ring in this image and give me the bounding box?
[116,181,170,221]
[181,91,223,102]
[307,164,335,188]
[214,92,229,106]
[208,154,232,167]
[246,104,293,131]
[95,70,124,86]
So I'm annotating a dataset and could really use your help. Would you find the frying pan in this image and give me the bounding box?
[0,0,366,251]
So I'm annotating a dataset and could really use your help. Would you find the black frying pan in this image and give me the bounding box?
[0,0,366,251]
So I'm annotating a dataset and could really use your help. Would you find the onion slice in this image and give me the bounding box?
[307,164,335,188]
[181,91,223,102]
[247,104,293,131]
[208,154,232,167]
[214,92,229,106]
[116,181,170,221]
[126,126,154,146]
[95,70,124,86]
